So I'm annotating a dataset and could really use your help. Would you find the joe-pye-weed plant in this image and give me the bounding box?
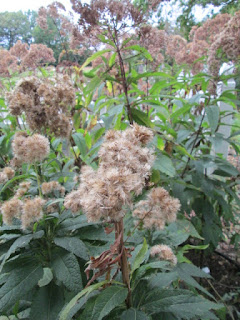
[0,1,240,319]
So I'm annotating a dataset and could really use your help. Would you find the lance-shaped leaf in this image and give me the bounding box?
[52,250,82,293]
[0,260,43,313]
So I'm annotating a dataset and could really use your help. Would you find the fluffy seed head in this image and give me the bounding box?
[1,198,23,225]
[64,125,155,222]
[21,197,46,229]
[150,244,177,264]
[41,181,65,196]
[12,132,50,164]
[133,187,180,230]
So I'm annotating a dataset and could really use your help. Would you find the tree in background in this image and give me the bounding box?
[0,11,37,49]
[176,0,240,38]
[35,2,85,65]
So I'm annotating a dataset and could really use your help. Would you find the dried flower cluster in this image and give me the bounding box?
[0,41,55,76]
[166,34,208,74]
[6,74,75,136]
[21,197,46,229]
[70,0,144,53]
[138,25,167,69]
[42,181,65,196]
[1,196,46,229]
[37,2,72,36]
[133,187,180,229]
[0,49,18,76]
[12,132,50,165]
[1,198,23,225]
[0,176,48,229]
[15,181,32,198]
[0,167,15,184]
[207,11,240,77]
[65,124,155,222]
[150,244,177,265]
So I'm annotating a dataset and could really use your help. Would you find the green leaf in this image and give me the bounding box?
[52,251,82,293]
[72,132,87,158]
[131,238,148,276]
[57,215,96,234]
[94,128,105,142]
[0,231,44,270]
[131,72,174,82]
[148,272,178,289]
[176,219,203,240]
[30,283,64,320]
[97,34,115,47]
[80,286,128,320]
[131,108,153,128]
[175,145,195,160]
[38,268,53,287]
[109,52,117,67]
[133,261,169,284]
[80,49,112,70]
[0,174,36,194]
[120,308,150,320]
[123,45,153,61]
[142,289,221,318]
[175,263,214,299]
[59,281,109,320]
[171,104,192,121]
[153,155,176,177]
[54,237,89,260]
[206,105,219,133]
[0,261,43,313]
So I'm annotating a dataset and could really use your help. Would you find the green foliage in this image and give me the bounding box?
[0,11,36,49]
[1,9,240,318]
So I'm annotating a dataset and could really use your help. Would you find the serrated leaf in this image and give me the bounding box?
[174,263,214,299]
[72,132,87,158]
[120,308,150,320]
[52,251,82,293]
[81,286,128,320]
[131,238,148,276]
[80,49,112,70]
[133,261,169,284]
[59,281,109,320]
[57,215,96,234]
[206,105,219,133]
[176,219,203,240]
[131,72,174,82]
[54,237,89,260]
[131,108,153,128]
[153,155,176,177]
[148,272,178,289]
[171,104,192,120]
[38,268,53,287]
[123,45,153,61]
[109,52,117,67]
[30,283,64,320]
[0,261,43,312]
[0,231,44,270]
[142,289,221,318]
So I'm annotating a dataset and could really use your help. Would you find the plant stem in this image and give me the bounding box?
[110,25,133,124]
[34,163,42,197]
[181,110,206,178]
[115,219,132,308]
